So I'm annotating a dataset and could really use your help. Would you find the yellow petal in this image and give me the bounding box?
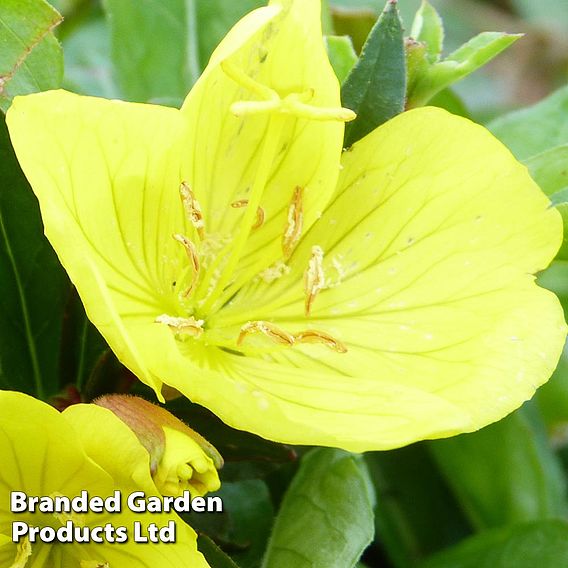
[161,348,471,452]
[181,0,345,308]
[0,391,109,535]
[63,404,157,494]
[210,107,566,445]
[7,90,193,397]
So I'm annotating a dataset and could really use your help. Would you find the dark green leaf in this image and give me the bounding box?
[429,407,568,530]
[325,35,358,84]
[102,0,199,103]
[0,117,68,398]
[341,0,405,146]
[59,288,108,392]
[262,448,375,568]
[488,85,568,160]
[420,520,568,568]
[0,0,63,112]
[198,534,241,568]
[191,480,274,568]
[61,6,120,99]
[366,444,471,568]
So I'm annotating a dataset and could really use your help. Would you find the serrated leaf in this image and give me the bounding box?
[262,448,375,568]
[420,520,568,568]
[429,407,568,530]
[489,85,568,160]
[0,117,68,398]
[366,445,471,568]
[341,0,406,146]
[325,35,358,84]
[524,146,568,259]
[408,32,520,108]
[0,0,63,112]
[410,1,444,63]
[102,0,200,103]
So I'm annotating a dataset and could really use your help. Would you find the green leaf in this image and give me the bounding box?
[429,407,568,530]
[0,0,63,112]
[429,88,470,118]
[262,448,375,568]
[366,445,471,568]
[488,85,568,160]
[102,0,200,103]
[0,116,68,398]
[341,0,406,146]
[408,32,520,108]
[59,289,108,392]
[198,534,241,568]
[410,1,443,63]
[191,480,274,568]
[420,520,568,568]
[61,6,121,99]
[325,35,358,84]
[195,0,265,70]
[524,146,568,259]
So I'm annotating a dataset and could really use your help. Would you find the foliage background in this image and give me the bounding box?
[3,0,568,566]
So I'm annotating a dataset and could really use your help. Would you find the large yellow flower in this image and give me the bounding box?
[0,392,210,567]
[6,0,566,452]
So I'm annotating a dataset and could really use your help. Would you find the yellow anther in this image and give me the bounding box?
[222,61,356,123]
[294,330,348,353]
[155,315,204,338]
[173,234,200,273]
[179,182,205,239]
[80,562,109,568]
[283,186,304,258]
[304,245,325,316]
[231,199,265,230]
[10,538,31,568]
[237,321,295,347]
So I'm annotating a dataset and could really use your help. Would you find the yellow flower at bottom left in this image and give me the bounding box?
[0,391,210,567]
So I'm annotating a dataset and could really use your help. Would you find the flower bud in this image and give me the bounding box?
[95,395,222,498]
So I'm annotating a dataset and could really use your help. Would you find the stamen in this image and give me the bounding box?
[80,562,109,568]
[231,200,265,230]
[173,234,200,273]
[282,186,304,258]
[237,321,295,347]
[10,538,31,568]
[179,182,205,239]
[294,330,348,353]
[304,245,325,316]
[155,315,204,338]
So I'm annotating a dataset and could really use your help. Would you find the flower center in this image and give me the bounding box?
[155,63,353,354]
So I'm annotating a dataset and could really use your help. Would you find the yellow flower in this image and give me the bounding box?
[0,391,209,567]
[95,395,222,498]
[6,0,566,452]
